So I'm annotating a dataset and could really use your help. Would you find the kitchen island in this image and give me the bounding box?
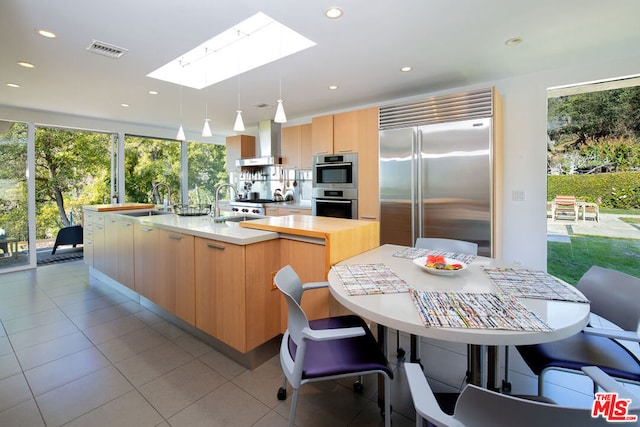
[82,205,379,368]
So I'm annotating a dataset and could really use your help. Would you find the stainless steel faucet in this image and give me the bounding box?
[214,183,238,217]
[151,182,172,211]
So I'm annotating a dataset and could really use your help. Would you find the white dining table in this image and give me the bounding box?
[327,244,591,390]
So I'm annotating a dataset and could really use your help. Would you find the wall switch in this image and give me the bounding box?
[512,190,526,202]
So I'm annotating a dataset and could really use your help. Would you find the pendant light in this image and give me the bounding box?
[233,54,245,132]
[274,28,287,124]
[201,51,212,137]
[176,60,186,141]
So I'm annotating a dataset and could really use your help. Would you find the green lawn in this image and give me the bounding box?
[548,235,640,285]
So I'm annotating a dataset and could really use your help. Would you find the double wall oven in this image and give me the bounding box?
[312,153,358,219]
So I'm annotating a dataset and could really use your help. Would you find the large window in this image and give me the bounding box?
[546,78,640,284]
[0,121,30,269]
[187,141,228,206]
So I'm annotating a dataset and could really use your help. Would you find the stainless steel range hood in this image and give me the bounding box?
[236,120,282,167]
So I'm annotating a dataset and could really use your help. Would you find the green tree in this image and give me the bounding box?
[35,128,111,231]
[187,142,228,205]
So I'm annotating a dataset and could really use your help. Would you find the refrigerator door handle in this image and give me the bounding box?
[414,128,422,244]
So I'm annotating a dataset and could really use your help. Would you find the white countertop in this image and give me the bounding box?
[110,212,279,245]
[328,244,591,346]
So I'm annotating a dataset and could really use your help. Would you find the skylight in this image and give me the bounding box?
[147,12,316,89]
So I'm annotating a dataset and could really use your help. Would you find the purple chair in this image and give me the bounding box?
[517,266,640,396]
[274,265,393,427]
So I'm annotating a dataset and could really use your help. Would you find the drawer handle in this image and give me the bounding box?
[120,222,131,227]
[207,243,225,250]
[95,225,104,230]
[360,216,377,220]
[337,149,353,153]
[287,210,300,213]
[140,227,153,232]
[168,234,182,240]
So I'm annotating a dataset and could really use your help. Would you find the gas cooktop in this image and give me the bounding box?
[234,198,277,204]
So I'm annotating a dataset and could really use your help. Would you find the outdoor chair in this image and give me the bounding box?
[552,195,579,222]
[517,265,640,397]
[404,362,640,427]
[51,225,83,254]
[274,265,393,427]
[582,201,600,222]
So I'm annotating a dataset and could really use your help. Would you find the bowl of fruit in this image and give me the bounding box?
[413,254,467,276]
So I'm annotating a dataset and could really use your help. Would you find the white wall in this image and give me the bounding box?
[2,53,639,271]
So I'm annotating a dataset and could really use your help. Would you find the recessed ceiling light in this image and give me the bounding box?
[328,85,339,90]
[148,12,316,90]
[400,66,413,72]
[505,37,523,46]
[325,7,344,19]
[37,29,56,39]
[6,83,20,88]
[17,61,35,68]
[120,103,130,108]
[148,90,158,95]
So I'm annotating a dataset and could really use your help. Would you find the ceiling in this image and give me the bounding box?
[1,0,639,140]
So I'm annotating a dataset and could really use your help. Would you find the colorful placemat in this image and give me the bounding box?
[332,263,410,296]
[410,290,552,332]
[483,267,589,303]
[393,247,477,265]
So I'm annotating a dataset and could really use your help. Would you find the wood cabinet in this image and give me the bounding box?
[338,107,380,221]
[82,212,95,267]
[85,212,106,272]
[311,114,334,156]
[103,214,135,289]
[195,238,280,352]
[279,238,328,332]
[281,124,313,170]
[225,135,255,172]
[278,207,312,216]
[134,224,196,324]
[300,124,313,169]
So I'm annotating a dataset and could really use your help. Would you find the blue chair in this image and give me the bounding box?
[517,266,640,396]
[274,265,393,427]
[405,362,640,427]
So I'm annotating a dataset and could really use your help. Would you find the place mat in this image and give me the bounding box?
[393,247,477,265]
[483,267,589,303]
[332,263,410,296]
[410,290,552,332]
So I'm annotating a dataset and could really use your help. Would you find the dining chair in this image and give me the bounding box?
[517,265,640,397]
[398,238,479,366]
[274,265,393,427]
[404,362,640,427]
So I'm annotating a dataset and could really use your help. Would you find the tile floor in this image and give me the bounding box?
[0,261,630,426]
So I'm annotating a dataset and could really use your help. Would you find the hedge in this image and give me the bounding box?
[547,171,640,209]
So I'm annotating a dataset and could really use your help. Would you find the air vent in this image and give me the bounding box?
[86,40,128,59]
[253,103,272,109]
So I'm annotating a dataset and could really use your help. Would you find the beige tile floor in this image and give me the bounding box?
[1,261,630,426]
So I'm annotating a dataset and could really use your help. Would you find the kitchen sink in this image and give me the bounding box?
[119,210,172,217]
[213,215,265,223]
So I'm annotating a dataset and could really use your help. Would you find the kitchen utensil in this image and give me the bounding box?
[286,170,290,187]
[274,188,284,201]
[279,169,284,183]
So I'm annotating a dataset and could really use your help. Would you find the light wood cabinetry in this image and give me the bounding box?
[281,124,313,170]
[85,212,106,272]
[134,224,195,324]
[195,238,280,352]
[225,135,256,172]
[281,126,302,169]
[300,124,313,169]
[265,207,279,217]
[279,238,327,331]
[311,114,334,156]
[334,107,380,221]
[103,214,135,289]
[278,207,311,216]
[82,213,95,267]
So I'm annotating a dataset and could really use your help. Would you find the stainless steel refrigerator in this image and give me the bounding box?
[379,117,494,256]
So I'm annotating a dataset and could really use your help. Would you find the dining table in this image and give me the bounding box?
[327,244,591,393]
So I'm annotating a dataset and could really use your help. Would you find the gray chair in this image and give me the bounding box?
[399,238,478,365]
[404,362,640,427]
[415,238,478,256]
[517,266,640,396]
[274,265,393,427]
